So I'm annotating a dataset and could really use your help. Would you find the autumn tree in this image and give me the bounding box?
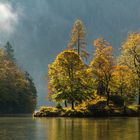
[119,32,140,105]
[111,65,137,104]
[0,46,37,113]
[48,50,92,109]
[111,66,130,96]
[67,20,89,60]
[90,38,114,105]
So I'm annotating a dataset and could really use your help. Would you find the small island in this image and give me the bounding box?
[33,97,140,117]
[33,20,140,118]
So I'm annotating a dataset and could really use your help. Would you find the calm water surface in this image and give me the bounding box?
[0,117,139,140]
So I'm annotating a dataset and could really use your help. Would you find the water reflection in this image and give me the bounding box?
[36,117,140,140]
[0,117,37,140]
[0,117,139,140]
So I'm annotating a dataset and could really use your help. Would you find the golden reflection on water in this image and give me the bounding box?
[35,117,140,140]
[0,117,139,140]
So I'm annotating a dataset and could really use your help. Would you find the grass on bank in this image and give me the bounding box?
[33,96,140,117]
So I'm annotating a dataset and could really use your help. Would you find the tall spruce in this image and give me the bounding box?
[4,42,16,62]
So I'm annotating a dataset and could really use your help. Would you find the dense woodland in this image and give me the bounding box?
[0,42,37,114]
[47,20,140,110]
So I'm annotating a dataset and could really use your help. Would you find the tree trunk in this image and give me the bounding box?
[106,88,110,106]
[71,101,74,110]
[123,101,126,114]
[138,79,140,106]
[138,87,140,106]
[64,100,67,107]
[107,92,110,106]
[77,35,80,55]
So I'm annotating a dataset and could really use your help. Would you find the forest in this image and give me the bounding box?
[0,42,37,114]
[1,19,140,116]
[34,19,140,117]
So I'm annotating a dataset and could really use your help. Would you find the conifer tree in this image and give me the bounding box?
[68,20,89,60]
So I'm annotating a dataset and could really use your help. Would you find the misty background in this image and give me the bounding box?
[0,0,140,106]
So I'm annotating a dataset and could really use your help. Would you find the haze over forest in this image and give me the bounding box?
[1,0,140,106]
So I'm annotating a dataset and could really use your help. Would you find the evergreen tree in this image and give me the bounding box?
[0,45,37,113]
[4,42,16,62]
[25,71,37,108]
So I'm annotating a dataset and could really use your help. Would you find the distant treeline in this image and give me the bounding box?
[0,42,37,114]
[48,20,140,109]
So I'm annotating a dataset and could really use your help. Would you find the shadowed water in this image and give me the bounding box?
[0,117,139,140]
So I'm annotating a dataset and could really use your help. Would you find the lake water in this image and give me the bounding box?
[0,117,139,140]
